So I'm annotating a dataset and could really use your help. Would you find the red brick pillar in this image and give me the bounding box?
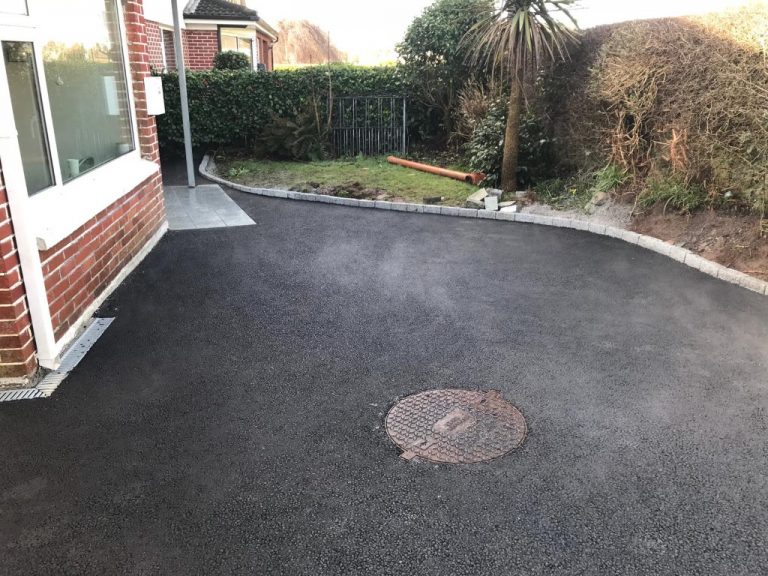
[0,165,37,378]
[123,0,160,164]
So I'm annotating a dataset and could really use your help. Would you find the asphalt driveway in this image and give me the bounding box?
[2,192,768,575]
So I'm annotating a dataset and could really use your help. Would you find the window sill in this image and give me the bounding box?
[31,154,160,251]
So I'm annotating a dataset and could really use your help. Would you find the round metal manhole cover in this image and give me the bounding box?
[385,389,527,464]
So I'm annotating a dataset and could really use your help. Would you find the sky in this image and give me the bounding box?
[256,0,753,64]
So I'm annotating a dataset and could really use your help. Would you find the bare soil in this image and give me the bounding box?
[632,208,768,280]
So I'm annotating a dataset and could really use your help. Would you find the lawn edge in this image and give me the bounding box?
[201,154,768,298]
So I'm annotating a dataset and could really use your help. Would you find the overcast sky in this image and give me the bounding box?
[256,0,753,63]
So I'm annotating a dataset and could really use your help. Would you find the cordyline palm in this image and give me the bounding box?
[465,0,578,192]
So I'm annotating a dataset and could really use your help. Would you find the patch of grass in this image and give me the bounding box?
[534,164,629,211]
[534,173,594,211]
[592,164,629,195]
[637,176,706,214]
[215,155,478,206]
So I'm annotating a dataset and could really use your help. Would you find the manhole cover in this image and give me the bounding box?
[385,389,527,464]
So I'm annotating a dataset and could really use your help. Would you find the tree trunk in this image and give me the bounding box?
[501,79,523,193]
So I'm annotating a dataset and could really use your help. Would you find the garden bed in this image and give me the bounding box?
[214,154,478,206]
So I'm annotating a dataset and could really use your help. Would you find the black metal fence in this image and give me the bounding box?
[331,96,407,157]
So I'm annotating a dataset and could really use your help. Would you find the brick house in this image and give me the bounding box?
[0,0,168,379]
[145,0,279,73]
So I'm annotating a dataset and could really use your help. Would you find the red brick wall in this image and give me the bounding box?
[0,165,36,377]
[37,0,166,342]
[39,175,164,340]
[256,33,273,71]
[185,30,219,70]
[163,29,177,71]
[146,20,164,72]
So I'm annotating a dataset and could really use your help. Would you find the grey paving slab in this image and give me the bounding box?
[1,194,768,575]
[164,184,255,231]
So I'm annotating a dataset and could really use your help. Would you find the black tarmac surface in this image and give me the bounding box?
[2,191,768,575]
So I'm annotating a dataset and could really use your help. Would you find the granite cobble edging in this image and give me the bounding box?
[200,154,768,297]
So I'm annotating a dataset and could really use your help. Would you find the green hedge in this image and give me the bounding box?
[157,65,415,152]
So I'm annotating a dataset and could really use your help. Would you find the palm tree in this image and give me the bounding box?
[465,1,578,192]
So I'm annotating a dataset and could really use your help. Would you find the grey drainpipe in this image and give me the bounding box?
[171,0,196,188]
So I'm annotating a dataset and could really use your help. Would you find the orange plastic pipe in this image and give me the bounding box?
[387,156,485,186]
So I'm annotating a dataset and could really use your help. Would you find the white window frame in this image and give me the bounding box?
[1,0,159,251]
[0,0,160,368]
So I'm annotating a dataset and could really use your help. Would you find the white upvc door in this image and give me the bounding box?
[0,22,58,368]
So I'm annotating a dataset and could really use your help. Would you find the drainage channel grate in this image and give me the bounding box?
[386,389,527,464]
[0,318,114,403]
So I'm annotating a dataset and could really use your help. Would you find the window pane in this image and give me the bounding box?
[40,0,134,183]
[220,29,253,66]
[0,0,28,15]
[2,42,53,195]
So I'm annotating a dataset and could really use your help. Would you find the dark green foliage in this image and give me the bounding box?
[465,98,555,188]
[396,0,492,143]
[157,65,409,153]
[256,97,330,161]
[213,51,251,71]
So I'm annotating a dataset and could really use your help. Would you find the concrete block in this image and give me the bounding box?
[465,189,488,209]
[272,189,289,199]
[390,203,408,212]
[357,199,376,209]
[737,273,768,294]
[456,208,478,218]
[405,203,424,213]
[616,229,641,244]
[515,213,535,223]
[588,222,607,235]
[569,219,591,231]
[638,234,672,256]
[484,196,499,211]
[477,211,497,220]
[374,200,392,210]
[604,226,624,239]
[550,217,571,228]
[496,211,517,222]
[423,205,441,215]
[716,267,746,286]
[440,207,460,216]
[667,246,689,263]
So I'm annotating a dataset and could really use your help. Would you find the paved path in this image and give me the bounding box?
[2,192,768,575]
[164,184,255,230]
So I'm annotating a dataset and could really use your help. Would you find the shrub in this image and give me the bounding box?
[397,0,492,143]
[157,65,411,153]
[213,51,251,71]
[464,98,555,188]
[541,4,768,210]
[465,99,506,187]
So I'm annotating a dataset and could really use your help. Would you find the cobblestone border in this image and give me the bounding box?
[201,154,768,297]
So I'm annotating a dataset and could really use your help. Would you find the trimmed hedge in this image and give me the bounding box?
[157,65,413,152]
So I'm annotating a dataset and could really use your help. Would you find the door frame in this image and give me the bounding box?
[0,26,58,369]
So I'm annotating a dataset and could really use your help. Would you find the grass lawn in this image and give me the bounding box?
[214,155,478,206]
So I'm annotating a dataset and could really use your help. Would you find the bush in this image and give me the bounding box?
[541,4,768,210]
[157,65,413,153]
[213,51,251,71]
[464,98,555,188]
[465,99,506,187]
[397,0,492,143]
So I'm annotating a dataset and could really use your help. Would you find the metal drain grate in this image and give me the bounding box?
[386,389,527,464]
[0,388,45,402]
[0,318,114,403]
